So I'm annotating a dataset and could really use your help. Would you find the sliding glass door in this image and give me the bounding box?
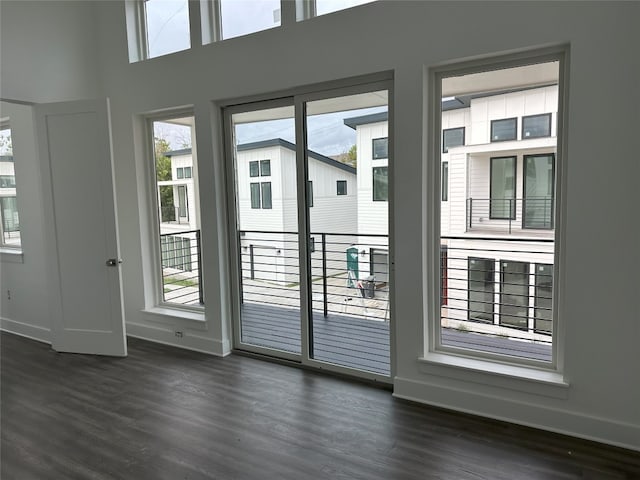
[225,81,391,380]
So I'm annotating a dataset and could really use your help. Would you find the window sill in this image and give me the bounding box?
[418,351,569,399]
[0,248,23,263]
[143,306,205,323]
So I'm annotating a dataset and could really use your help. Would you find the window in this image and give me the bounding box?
[441,162,448,201]
[261,182,272,209]
[435,53,564,366]
[372,166,388,201]
[150,115,201,307]
[372,137,388,159]
[534,264,553,334]
[491,118,517,142]
[260,159,271,176]
[490,156,516,219]
[468,258,494,322]
[307,181,313,207]
[220,0,280,40]
[523,154,555,229]
[499,261,529,329]
[143,0,190,59]
[522,113,552,139]
[443,127,464,153]
[0,123,20,248]
[314,0,376,17]
[250,183,261,208]
[249,161,260,177]
[337,180,347,195]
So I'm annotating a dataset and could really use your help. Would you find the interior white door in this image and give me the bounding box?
[36,99,126,356]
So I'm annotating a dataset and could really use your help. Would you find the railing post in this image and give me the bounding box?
[250,244,255,280]
[468,198,473,230]
[322,233,328,317]
[196,230,204,304]
[509,198,512,234]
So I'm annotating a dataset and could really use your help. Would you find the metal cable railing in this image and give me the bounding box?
[160,229,203,305]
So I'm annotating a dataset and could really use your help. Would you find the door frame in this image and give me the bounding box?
[222,76,394,382]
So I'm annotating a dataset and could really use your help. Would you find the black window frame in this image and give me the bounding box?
[250,182,261,208]
[249,161,259,177]
[261,181,272,209]
[259,159,271,176]
[372,137,388,160]
[372,166,388,202]
[176,167,184,179]
[522,113,552,139]
[534,263,553,335]
[337,180,347,195]
[467,257,495,323]
[307,180,313,207]
[442,127,465,153]
[489,156,517,220]
[441,161,448,202]
[184,166,192,178]
[490,117,517,142]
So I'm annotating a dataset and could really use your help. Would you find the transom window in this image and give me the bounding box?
[337,180,347,195]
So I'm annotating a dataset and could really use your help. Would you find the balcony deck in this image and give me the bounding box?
[239,302,552,377]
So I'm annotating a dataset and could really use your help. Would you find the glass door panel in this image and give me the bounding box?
[524,154,555,229]
[499,261,529,329]
[304,90,390,376]
[230,104,301,354]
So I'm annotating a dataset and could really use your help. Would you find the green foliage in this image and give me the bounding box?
[335,144,357,168]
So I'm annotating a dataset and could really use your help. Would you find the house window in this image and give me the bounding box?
[150,115,201,307]
[260,159,271,176]
[468,258,494,322]
[261,182,272,209]
[499,261,529,329]
[372,137,388,159]
[534,264,553,334]
[307,181,313,207]
[441,162,448,201]
[523,154,555,229]
[250,182,261,208]
[490,156,516,219]
[337,180,347,195]
[491,118,517,142]
[0,123,20,248]
[373,166,388,201]
[443,127,464,153]
[522,113,552,139]
[143,0,190,59]
[249,161,260,177]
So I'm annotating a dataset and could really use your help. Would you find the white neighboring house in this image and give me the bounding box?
[345,84,557,339]
[236,139,357,284]
[0,154,20,245]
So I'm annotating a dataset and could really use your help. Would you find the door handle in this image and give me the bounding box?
[106,258,123,267]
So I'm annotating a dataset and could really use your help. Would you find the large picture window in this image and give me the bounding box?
[435,52,564,366]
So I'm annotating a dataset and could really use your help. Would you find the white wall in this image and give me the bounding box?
[356,121,389,235]
[1,0,638,450]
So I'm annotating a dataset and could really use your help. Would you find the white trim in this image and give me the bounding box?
[1,317,51,344]
[0,247,23,263]
[142,306,206,323]
[126,321,230,356]
[394,376,640,452]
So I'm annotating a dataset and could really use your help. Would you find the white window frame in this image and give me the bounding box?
[144,110,203,313]
[425,46,569,377]
[0,120,21,252]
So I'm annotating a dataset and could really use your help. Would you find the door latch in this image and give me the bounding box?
[106,258,123,267]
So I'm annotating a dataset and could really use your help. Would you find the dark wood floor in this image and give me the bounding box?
[2,332,638,480]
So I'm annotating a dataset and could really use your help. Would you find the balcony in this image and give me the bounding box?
[440,237,554,362]
[466,198,554,237]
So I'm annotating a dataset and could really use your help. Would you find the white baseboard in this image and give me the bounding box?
[0,317,51,344]
[126,321,230,357]
[394,376,640,452]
